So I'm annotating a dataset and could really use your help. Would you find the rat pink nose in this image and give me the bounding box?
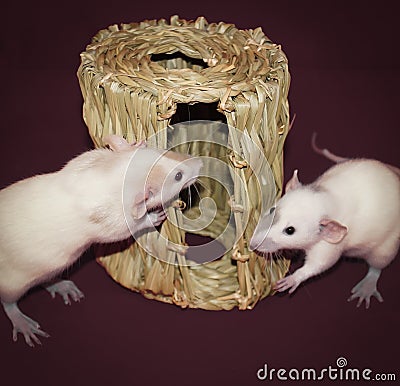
[250,235,280,254]
[249,234,263,252]
[249,240,257,251]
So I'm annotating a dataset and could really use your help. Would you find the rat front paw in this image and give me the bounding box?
[148,209,167,227]
[275,274,301,294]
[45,280,84,305]
[134,209,167,233]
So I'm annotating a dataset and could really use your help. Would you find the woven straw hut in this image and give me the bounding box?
[77,15,291,310]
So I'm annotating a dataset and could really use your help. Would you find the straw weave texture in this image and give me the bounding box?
[77,16,291,310]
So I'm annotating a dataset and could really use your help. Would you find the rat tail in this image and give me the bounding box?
[311,132,349,164]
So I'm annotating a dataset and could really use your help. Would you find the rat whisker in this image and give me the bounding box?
[194,179,212,195]
[186,142,192,155]
[187,185,193,208]
[191,182,202,197]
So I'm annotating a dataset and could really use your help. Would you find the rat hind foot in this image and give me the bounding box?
[45,280,84,305]
[347,267,383,309]
[2,301,50,347]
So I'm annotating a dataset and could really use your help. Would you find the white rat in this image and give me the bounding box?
[250,134,400,308]
[0,135,202,346]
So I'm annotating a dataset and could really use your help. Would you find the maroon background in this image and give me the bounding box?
[1,1,399,385]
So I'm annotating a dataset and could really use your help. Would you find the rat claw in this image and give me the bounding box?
[275,275,300,294]
[273,281,284,291]
[275,281,288,292]
[24,330,43,347]
[288,284,299,294]
[348,291,381,309]
[149,209,167,226]
[375,291,384,303]
[130,140,147,148]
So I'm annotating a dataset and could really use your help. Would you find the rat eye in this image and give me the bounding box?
[175,171,183,181]
[269,207,276,215]
[283,226,295,235]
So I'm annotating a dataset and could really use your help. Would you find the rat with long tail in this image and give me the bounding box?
[250,133,400,308]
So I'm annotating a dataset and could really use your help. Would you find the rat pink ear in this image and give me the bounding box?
[131,188,150,219]
[285,169,302,193]
[319,219,348,244]
[103,135,131,151]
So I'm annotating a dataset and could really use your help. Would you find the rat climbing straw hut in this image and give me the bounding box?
[77,15,291,310]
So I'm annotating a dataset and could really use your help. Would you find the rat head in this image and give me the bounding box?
[104,135,203,220]
[250,170,348,254]
[132,147,203,218]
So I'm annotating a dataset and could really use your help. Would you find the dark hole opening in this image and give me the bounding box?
[151,52,207,70]
[169,102,230,265]
[170,102,227,124]
[185,233,227,264]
